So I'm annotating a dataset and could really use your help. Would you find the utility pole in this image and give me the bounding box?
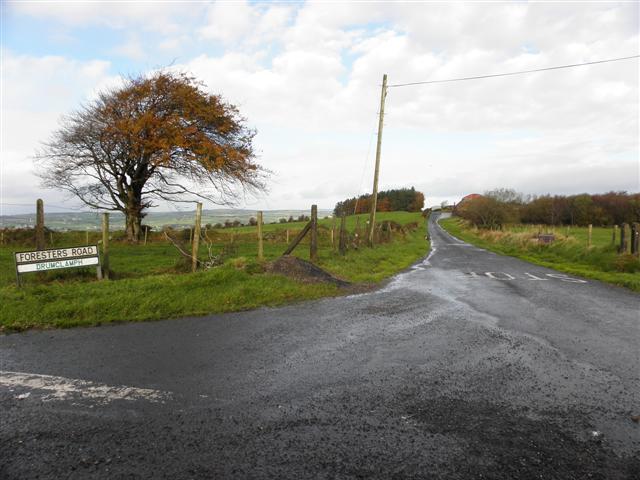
[368,73,388,247]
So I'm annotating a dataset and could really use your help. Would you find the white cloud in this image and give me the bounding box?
[198,1,295,48]
[199,1,256,43]
[2,1,638,213]
[113,35,146,61]
[10,1,200,33]
[1,52,117,211]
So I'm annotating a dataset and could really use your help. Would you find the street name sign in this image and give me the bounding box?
[14,245,101,284]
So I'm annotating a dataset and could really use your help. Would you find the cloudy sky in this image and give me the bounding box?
[1,1,638,215]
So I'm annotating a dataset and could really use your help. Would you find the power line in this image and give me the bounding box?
[387,55,640,88]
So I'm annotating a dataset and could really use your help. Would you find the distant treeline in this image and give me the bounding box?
[456,189,640,228]
[334,187,425,216]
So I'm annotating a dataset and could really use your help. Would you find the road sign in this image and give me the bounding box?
[14,245,101,284]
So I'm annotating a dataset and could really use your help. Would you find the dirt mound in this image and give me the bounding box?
[267,255,350,287]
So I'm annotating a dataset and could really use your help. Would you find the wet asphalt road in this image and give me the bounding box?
[1,213,639,479]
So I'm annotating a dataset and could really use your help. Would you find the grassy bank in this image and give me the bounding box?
[0,212,428,331]
[439,217,640,292]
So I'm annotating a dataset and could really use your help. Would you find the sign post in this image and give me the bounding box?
[15,245,102,286]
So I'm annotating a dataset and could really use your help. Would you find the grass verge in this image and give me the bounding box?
[0,212,428,332]
[439,217,640,292]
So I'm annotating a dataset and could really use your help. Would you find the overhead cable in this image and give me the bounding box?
[387,55,640,88]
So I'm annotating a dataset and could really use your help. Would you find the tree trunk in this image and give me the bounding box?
[125,204,143,243]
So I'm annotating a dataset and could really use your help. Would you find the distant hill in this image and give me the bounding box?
[0,209,333,231]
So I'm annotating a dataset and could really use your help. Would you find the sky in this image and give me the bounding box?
[1,0,638,215]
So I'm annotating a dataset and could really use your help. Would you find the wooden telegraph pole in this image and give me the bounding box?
[192,202,202,272]
[368,74,388,247]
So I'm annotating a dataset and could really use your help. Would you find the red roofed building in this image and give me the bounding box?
[460,193,482,203]
[453,193,483,214]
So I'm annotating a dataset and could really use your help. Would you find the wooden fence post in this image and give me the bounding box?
[102,213,110,280]
[620,223,628,254]
[143,227,148,246]
[35,199,45,250]
[331,217,336,250]
[257,211,264,261]
[339,214,347,255]
[192,203,202,272]
[310,205,318,262]
[86,230,89,246]
[631,223,639,256]
[286,229,289,244]
[354,216,361,248]
[612,225,618,245]
[587,224,592,248]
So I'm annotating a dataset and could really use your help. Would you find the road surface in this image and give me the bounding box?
[1,214,639,479]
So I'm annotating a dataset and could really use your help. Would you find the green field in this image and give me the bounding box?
[0,208,333,231]
[0,212,428,331]
[440,217,640,292]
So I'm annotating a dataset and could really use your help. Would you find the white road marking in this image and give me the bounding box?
[421,243,437,266]
[546,273,588,283]
[486,272,515,280]
[464,272,588,284]
[524,272,549,281]
[0,370,172,404]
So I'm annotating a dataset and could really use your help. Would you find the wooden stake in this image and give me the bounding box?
[310,205,318,262]
[612,225,618,245]
[86,230,89,246]
[587,224,592,248]
[49,231,54,246]
[257,211,264,261]
[620,223,628,253]
[368,73,388,247]
[102,213,110,280]
[192,202,202,273]
[286,229,290,244]
[283,222,312,255]
[331,217,336,250]
[339,214,347,255]
[35,199,45,250]
[144,227,148,246]
[631,223,639,256]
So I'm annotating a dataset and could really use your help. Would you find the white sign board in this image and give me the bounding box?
[17,256,100,273]
[14,245,101,281]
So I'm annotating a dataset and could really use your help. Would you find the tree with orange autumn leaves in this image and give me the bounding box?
[37,71,264,242]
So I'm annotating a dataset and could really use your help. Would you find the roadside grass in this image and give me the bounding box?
[439,217,640,292]
[0,212,428,331]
